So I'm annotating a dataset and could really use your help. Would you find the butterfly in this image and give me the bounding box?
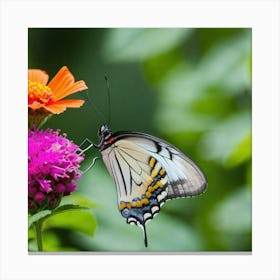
[96,124,207,247]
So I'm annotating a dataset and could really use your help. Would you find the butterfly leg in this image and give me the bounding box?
[81,157,99,174]
[77,138,95,155]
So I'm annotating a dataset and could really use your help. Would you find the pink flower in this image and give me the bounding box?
[28,128,84,214]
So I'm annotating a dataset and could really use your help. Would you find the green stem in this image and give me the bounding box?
[35,220,43,252]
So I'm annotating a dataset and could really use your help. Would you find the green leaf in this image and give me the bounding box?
[59,193,97,209]
[156,105,219,133]
[41,231,61,251]
[143,48,184,85]
[156,31,251,109]
[52,204,89,214]
[199,111,251,165]
[43,209,96,237]
[28,210,51,228]
[102,28,193,62]
[246,164,252,187]
[28,227,35,240]
[226,133,252,167]
[197,30,251,95]
[210,187,251,233]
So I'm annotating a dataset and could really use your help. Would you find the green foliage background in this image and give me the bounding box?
[28,28,252,252]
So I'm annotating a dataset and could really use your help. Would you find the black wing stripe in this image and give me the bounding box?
[117,147,143,175]
[129,168,134,188]
[118,146,148,165]
[108,150,123,198]
[118,146,149,160]
[118,150,143,187]
[131,141,174,161]
[155,141,162,153]
[117,148,151,187]
[114,151,128,196]
[166,147,173,160]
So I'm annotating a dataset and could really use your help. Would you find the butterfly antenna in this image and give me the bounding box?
[104,74,111,125]
[85,90,107,124]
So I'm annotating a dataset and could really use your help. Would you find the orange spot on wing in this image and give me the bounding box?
[141,198,149,205]
[119,203,126,210]
[145,191,152,198]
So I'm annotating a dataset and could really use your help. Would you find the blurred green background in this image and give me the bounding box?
[28,28,252,252]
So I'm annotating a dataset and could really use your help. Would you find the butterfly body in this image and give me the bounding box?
[97,124,207,247]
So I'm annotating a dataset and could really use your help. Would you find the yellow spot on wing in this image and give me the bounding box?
[155,181,163,189]
[146,178,153,185]
[149,157,156,168]
[151,169,159,178]
[136,201,142,207]
[159,168,166,176]
[141,198,149,205]
[119,203,126,210]
[131,201,137,207]
[145,191,152,198]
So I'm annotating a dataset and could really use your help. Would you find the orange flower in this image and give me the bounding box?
[28,66,87,114]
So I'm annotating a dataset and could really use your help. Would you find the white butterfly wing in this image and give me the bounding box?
[101,138,166,204]
[101,132,207,208]
[100,132,207,247]
[109,133,207,198]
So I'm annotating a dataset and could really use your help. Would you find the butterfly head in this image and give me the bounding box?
[97,124,113,150]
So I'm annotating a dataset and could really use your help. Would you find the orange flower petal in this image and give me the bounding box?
[44,99,85,114]
[28,69,49,85]
[48,66,88,101]
[51,99,85,107]
[43,104,67,114]
[28,101,44,110]
[53,80,88,101]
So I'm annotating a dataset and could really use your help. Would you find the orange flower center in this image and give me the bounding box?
[28,80,53,105]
